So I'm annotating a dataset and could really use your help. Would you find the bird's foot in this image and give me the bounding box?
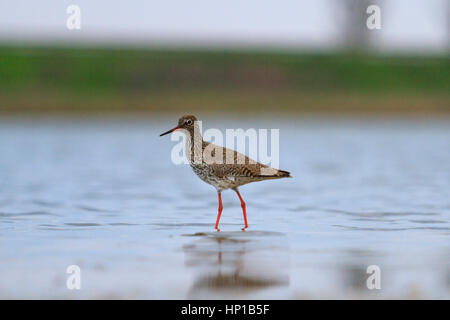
[215,228,221,232]
[241,226,248,232]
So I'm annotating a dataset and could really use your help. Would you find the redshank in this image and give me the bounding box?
[160,115,291,231]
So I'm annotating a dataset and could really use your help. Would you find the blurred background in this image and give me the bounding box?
[0,0,449,299]
[0,0,448,115]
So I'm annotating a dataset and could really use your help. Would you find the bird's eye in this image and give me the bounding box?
[186,119,193,125]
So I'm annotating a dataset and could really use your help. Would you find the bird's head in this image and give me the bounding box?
[160,114,198,136]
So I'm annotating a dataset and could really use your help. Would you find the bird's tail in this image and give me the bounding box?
[255,169,292,179]
[276,169,292,178]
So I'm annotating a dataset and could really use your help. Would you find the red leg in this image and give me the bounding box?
[215,192,223,232]
[234,189,248,231]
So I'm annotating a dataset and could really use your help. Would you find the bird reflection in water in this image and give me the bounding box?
[182,231,289,299]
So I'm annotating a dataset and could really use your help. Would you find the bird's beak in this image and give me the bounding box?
[160,126,180,137]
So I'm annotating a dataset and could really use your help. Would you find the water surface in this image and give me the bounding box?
[0,116,449,299]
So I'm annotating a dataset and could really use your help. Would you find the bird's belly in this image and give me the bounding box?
[190,164,236,191]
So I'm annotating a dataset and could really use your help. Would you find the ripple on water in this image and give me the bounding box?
[76,205,119,213]
[333,225,450,231]
[31,199,62,207]
[322,208,441,217]
[64,223,103,227]
[409,219,447,224]
[107,222,139,226]
[149,222,214,228]
[0,211,58,217]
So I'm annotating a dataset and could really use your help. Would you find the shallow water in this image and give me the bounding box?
[0,116,449,299]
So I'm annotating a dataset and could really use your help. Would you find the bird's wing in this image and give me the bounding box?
[203,142,291,178]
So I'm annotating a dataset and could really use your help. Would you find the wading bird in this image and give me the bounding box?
[160,115,291,231]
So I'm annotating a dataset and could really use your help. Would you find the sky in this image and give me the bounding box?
[0,0,448,52]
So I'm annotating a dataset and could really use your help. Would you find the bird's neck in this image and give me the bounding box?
[185,126,204,164]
